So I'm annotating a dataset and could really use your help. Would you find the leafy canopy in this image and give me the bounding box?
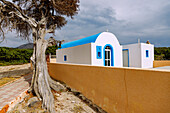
[0,0,79,40]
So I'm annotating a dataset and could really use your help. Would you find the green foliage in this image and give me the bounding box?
[0,46,58,66]
[154,47,170,60]
[46,45,58,55]
[0,47,33,66]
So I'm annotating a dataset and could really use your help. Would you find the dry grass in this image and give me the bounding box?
[0,77,18,86]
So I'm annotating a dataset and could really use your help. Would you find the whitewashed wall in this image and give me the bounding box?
[123,43,141,68]
[91,32,123,67]
[56,43,91,65]
[123,43,154,68]
[141,43,154,68]
[56,32,123,67]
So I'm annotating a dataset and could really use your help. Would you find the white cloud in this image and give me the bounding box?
[0,32,30,47]
[0,0,170,47]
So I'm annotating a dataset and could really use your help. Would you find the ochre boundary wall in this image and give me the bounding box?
[48,63,170,113]
[153,60,170,68]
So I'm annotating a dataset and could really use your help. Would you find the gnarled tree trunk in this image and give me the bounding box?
[29,26,64,113]
[35,38,55,112]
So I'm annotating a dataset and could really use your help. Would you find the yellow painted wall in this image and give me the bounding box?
[48,63,170,113]
[153,60,170,68]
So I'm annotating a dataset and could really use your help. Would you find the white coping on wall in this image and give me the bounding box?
[153,66,170,71]
[49,62,170,72]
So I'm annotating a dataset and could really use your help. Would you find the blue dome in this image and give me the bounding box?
[61,33,101,49]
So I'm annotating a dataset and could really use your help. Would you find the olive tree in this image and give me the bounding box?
[0,0,79,112]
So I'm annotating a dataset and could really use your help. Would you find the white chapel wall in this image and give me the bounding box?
[123,43,142,68]
[92,32,123,67]
[123,43,154,68]
[56,43,91,65]
[141,43,154,68]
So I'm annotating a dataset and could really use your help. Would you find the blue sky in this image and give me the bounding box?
[0,0,170,47]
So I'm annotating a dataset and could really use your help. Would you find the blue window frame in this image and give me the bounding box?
[146,50,149,57]
[64,55,67,61]
[96,46,102,59]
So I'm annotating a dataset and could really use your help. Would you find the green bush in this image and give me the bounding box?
[0,47,33,66]
[46,45,58,55]
[154,47,170,60]
[0,46,58,66]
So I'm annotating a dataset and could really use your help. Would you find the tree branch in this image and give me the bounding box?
[0,26,5,42]
[47,37,56,47]
[0,0,37,27]
[0,16,5,42]
[46,29,54,34]
[46,24,57,34]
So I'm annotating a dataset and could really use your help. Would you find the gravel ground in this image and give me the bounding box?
[54,91,95,113]
[8,90,96,113]
[0,63,31,73]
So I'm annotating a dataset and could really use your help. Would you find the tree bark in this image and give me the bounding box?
[28,28,37,93]
[29,27,63,112]
[35,38,55,112]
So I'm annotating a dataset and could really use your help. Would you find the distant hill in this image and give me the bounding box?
[17,43,33,49]
[16,43,58,55]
